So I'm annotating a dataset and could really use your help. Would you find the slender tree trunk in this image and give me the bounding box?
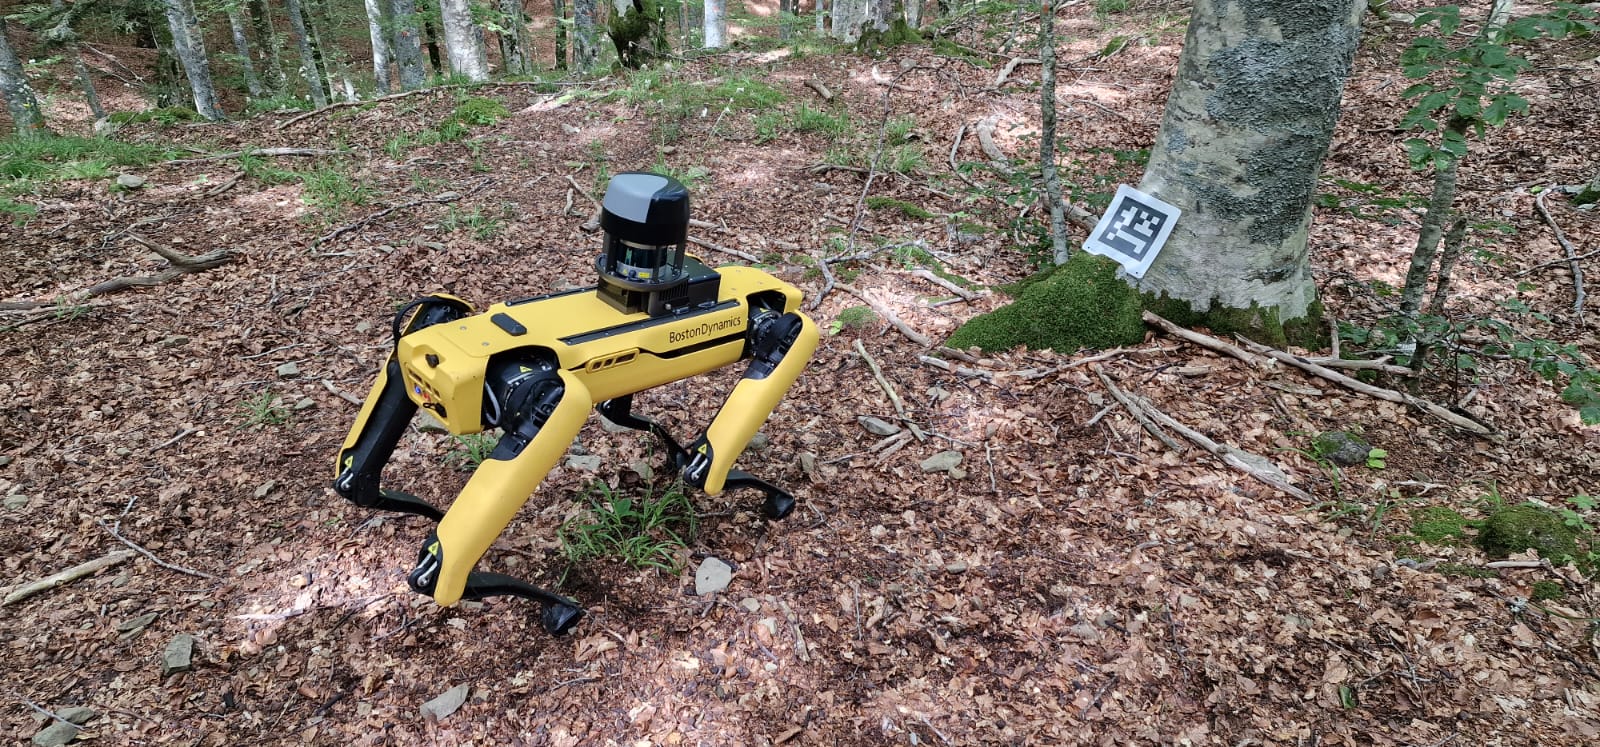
[1132,0,1366,346]
[307,0,356,101]
[1040,0,1068,264]
[45,0,106,120]
[1400,122,1463,316]
[573,0,599,67]
[817,0,828,35]
[389,0,426,89]
[553,0,568,69]
[497,0,530,75]
[905,0,921,28]
[705,0,726,48]
[0,18,50,138]
[248,0,287,93]
[423,18,445,75]
[140,9,186,107]
[439,0,490,81]
[226,6,266,98]
[161,0,225,120]
[365,0,394,94]
[284,0,329,106]
[1486,0,1514,42]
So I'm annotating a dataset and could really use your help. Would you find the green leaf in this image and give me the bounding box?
[1573,493,1598,512]
[1580,404,1600,425]
[1404,138,1437,170]
[1401,82,1434,99]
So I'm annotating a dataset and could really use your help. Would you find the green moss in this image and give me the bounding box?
[1530,580,1565,602]
[836,305,878,331]
[946,253,1145,353]
[450,97,510,127]
[1476,502,1581,564]
[866,197,934,220]
[856,19,922,55]
[1143,292,1327,350]
[607,0,669,68]
[1411,506,1471,545]
[106,107,200,125]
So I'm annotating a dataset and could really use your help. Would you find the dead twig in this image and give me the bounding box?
[687,236,761,264]
[854,339,925,441]
[3,550,136,606]
[906,268,978,301]
[1092,368,1186,453]
[277,87,439,130]
[311,180,489,250]
[1141,311,1272,368]
[322,379,364,406]
[96,519,215,580]
[167,147,341,164]
[149,428,195,452]
[835,283,933,347]
[919,355,993,381]
[1534,189,1586,324]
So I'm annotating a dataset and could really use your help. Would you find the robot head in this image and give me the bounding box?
[597,172,690,290]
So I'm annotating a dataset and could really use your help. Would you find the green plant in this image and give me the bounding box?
[559,480,698,572]
[451,96,511,127]
[829,305,878,335]
[105,107,201,126]
[445,433,498,471]
[300,167,373,217]
[237,154,299,185]
[1094,0,1129,15]
[795,105,852,136]
[440,205,505,239]
[865,196,934,220]
[240,391,289,428]
[51,296,90,320]
[1366,448,1388,469]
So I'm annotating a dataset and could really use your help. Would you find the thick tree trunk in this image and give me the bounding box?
[705,0,726,48]
[161,0,225,120]
[1133,0,1365,346]
[830,0,871,41]
[497,0,531,75]
[905,0,921,28]
[283,0,329,107]
[573,0,600,68]
[1040,0,1068,265]
[608,0,668,69]
[439,0,490,81]
[248,0,287,93]
[365,0,394,94]
[389,0,427,89]
[0,18,50,138]
[226,6,266,98]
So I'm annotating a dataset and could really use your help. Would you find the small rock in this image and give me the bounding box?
[858,416,901,436]
[0,455,11,467]
[419,684,470,722]
[919,451,964,473]
[115,174,146,189]
[926,386,950,402]
[739,598,761,613]
[354,321,373,334]
[695,557,734,596]
[115,447,131,457]
[746,432,770,451]
[162,633,195,676]
[31,722,80,747]
[598,415,631,434]
[293,397,316,411]
[117,612,159,636]
[4,494,29,511]
[1371,563,1391,581]
[254,481,276,498]
[1312,430,1372,467]
[949,467,968,480]
[628,459,653,481]
[945,560,968,574]
[565,455,603,472]
[417,412,450,434]
[1068,622,1101,641]
[275,362,300,379]
[798,452,820,482]
[56,707,97,726]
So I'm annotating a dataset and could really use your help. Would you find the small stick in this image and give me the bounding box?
[808,253,837,311]
[1093,368,1186,453]
[96,519,215,580]
[836,283,933,347]
[687,236,761,264]
[149,428,195,452]
[918,355,993,381]
[907,268,977,301]
[322,379,364,406]
[804,79,834,101]
[1141,311,1271,368]
[776,599,811,662]
[854,339,925,442]
[1534,189,1586,323]
[1486,559,1544,569]
[3,550,136,606]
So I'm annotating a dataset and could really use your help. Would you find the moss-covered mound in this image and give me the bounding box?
[1476,502,1581,565]
[946,253,1145,353]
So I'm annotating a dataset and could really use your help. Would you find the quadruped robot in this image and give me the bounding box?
[333,172,819,635]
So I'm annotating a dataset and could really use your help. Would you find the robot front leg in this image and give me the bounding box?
[405,366,592,635]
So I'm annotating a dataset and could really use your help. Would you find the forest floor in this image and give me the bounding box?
[3,2,1600,745]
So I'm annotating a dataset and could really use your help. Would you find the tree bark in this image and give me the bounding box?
[0,18,49,138]
[226,5,266,99]
[439,0,490,81]
[497,0,531,75]
[609,0,668,68]
[705,0,726,48]
[1133,0,1365,346]
[161,0,225,120]
[1040,0,1069,265]
[553,0,568,68]
[306,0,356,102]
[365,0,394,94]
[283,0,329,107]
[389,0,426,89]
[573,0,600,68]
[248,0,287,93]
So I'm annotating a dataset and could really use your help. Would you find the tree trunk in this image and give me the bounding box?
[608,0,668,69]
[389,0,427,89]
[830,0,870,41]
[905,0,921,28]
[553,0,568,68]
[226,6,266,99]
[365,0,394,94]
[439,0,490,81]
[817,0,828,35]
[284,0,329,107]
[1132,0,1365,347]
[161,0,225,120]
[0,18,50,138]
[248,0,287,93]
[1040,0,1068,265]
[1400,122,1463,316]
[307,0,356,102]
[705,0,726,48]
[497,0,531,75]
[1486,0,1514,43]
[573,0,600,68]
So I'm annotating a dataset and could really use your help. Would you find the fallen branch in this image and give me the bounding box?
[1141,311,1271,368]
[805,79,834,101]
[974,117,1012,173]
[0,236,231,311]
[1232,335,1496,438]
[906,268,978,301]
[149,427,195,452]
[992,57,1040,88]
[854,339,925,442]
[96,519,215,580]
[278,87,438,130]
[322,379,364,406]
[168,147,341,164]
[1092,367,1186,454]
[808,252,837,311]
[3,550,136,606]
[687,236,761,263]
[1097,366,1313,502]
[311,181,489,250]
[919,355,993,381]
[1534,189,1587,324]
[836,283,933,347]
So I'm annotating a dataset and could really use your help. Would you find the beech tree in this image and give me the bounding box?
[705,0,726,49]
[439,0,490,81]
[573,0,600,68]
[283,0,329,106]
[161,0,225,119]
[0,17,49,138]
[224,4,265,100]
[389,0,426,89]
[364,0,394,94]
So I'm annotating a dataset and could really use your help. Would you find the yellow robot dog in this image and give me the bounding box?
[334,172,819,635]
